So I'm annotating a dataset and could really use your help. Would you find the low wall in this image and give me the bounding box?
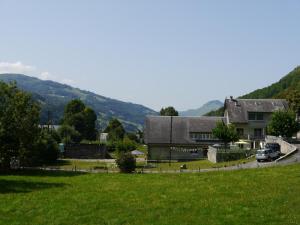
[64,144,107,159]
[207,146,252,163]
[265,136,297,154]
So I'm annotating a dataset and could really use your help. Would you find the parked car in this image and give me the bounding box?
[265,143,280,152]
[256,148,280,162]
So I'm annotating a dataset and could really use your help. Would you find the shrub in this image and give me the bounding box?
[116,137,137,153]
[116,152,136,173]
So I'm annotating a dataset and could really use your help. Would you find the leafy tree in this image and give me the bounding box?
[115,137,137,153]
[267,110,300,138]
[116,152,136,173]
[286,90,300,114]
[212,121,239,149]
[84,107,98,140]
[104,118,125,141]
[61,99,97,142]
[0,82,40,169]
[58,124,81,144]
[160,106,179,116]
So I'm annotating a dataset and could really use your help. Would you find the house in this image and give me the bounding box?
[144,116,224,160]
[144,97,289,161]
[224,97,288,148]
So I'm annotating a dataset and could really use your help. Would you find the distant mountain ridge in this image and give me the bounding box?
[179,100,223,116]
[0,74,158,131]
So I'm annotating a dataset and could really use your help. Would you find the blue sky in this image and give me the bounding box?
[0,0,300,111]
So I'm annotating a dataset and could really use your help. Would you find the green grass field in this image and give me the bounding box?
[45,158,255,172]
[0,164,299,225]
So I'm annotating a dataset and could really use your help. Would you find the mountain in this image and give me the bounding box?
[0,74,158,131]
[179,100,223,116]
[240,66,300,99]
[205,66,300,116]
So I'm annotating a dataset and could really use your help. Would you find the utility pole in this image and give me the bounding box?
[169,116,173,166]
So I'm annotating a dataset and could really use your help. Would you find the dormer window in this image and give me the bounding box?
[248,112,264,121]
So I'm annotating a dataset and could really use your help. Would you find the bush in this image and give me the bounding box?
[116,152,136,173]
[116,137,137,153]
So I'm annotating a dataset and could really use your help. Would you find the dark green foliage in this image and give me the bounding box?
[267,110,300,137]
[115,152,136,173]
[104,118,125,141]
[241,66,300,99]
[285,90,300,114]
[126,132,139,143]
[160,106,179,116]
[58,125,81,144]
[0,74,158,131]
[212,121,239,148]
[0,81,59,169]
[61,99,97,142]
[115,137,137,153]
[29,131,59,165]
[0,81,41,169]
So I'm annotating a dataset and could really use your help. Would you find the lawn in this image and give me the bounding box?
[45,157,255,172]
[0,164,299,225]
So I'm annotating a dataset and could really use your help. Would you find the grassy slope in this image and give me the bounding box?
[0,164,300,225]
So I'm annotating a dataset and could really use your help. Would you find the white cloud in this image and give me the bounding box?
[0,61,76,85]
[39,71,55,80]
[0,61,36,74]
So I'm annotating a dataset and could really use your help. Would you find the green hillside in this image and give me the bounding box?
[0,74,157,131]
[240,66,300,99]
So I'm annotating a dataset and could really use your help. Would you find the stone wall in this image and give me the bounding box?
[64,144,107,159]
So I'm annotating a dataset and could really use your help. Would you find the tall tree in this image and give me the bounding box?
[286,90,300,114]
[160,106,179,116]
[104,118,125,141]
[212,121,239,149]
[267,110,300,138]
[61,99,97,142]
[0,82,40,169]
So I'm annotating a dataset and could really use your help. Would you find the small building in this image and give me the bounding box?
[224,97,288,148]
[144,116,224,161]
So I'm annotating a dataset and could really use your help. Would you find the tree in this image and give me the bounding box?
[160,106,179,116]
[104,118,125,141]
[0,82,40,169]
[58,124,81,144]
[116,152,136,173]
[286,90,300,114]
[61,99,97,142]
[267,110,300,138]
[83,107,97,140]
[212,121,239,149]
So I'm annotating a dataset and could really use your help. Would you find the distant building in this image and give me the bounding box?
[144,116,224,160]
[224,97,288,148]
[144,97,289,161]
[100,133,109,143]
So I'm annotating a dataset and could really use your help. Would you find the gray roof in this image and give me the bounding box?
[225,98,289,123]
[145,116,224,144]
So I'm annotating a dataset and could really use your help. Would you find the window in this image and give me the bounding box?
[248,112,256,120]
[248,112,264,121]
